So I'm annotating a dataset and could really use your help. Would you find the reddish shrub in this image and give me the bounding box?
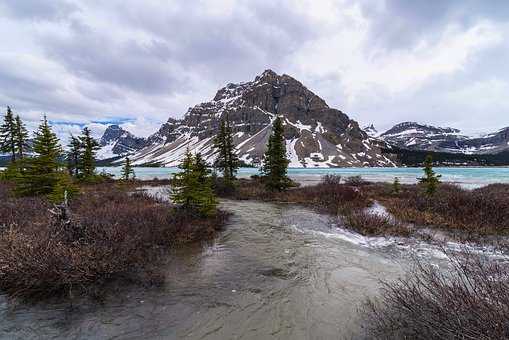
[0,183,227,298]
[361,252,509,339]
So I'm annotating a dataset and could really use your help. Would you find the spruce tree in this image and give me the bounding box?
[419,155,441,196]
[392,177,401,194]
[121,156,135,181]
[0,106,17,162]
[14,115,29,159]
[78,127,99,180]
[66,134,81,177]
[213,116,239,186]
[261,116,291,191]
[171,150,217,216]
[15,115,63,196]
[194,153,217,215]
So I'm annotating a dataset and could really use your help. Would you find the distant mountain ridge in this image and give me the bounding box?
[377,121,509,155]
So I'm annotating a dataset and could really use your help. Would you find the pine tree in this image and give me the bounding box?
[0,106,17,162]
[120,156,135,181]
[14,115,29,159]
[261,116,291,191]
[213,115,239,186]
[77,127,99,180]
[15,115,63,196]
[67,134,81,177]
[171,150,217,216]
[194,153,209,183]
[194,153,217,215]
[419,155,441,196]
[392,177,401,194]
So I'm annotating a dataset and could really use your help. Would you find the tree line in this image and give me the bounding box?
[1,106,292,211]
[0,107,132,202]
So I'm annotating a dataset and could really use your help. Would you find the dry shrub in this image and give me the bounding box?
[345,211,412,237]
[0,183,228,298]
[382,183,509,235]
[344,175,369,186]
[222,177,370,215]
[361,252,509,339]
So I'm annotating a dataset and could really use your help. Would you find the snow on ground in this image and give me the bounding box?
[97,142,116,160]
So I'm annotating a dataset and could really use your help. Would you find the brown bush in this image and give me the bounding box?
[345,211,412,237]
[380,183,509,236]
[361,252,509,339]
[220,177,370,215]
[0,183,228,298]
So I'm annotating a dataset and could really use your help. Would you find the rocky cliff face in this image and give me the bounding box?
[97,125,146,159]
[379,122,509,154]
[128,70,396,167]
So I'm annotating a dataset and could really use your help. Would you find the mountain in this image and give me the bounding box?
[379,122,467,151]
[447,127,509,154]
[379,122,509,154]
[97,125,146,159]
[363,124,378,137]
[127,70,396,167]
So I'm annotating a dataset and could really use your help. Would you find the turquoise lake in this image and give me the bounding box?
[99,166,509,189]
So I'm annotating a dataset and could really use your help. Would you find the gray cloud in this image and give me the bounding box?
[0,0,508,139]
[1,0,78,20]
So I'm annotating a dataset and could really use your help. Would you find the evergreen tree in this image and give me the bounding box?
[77,127,99,180]
[171,150,217,216]
[261,116,291,191]
[392,177,401,194]
[418,155,441,196]
[14,115,29,159]
[194,153,209,183]
[213,115,239,186]
[66,134,81,177]
[15,115,63,196]
[0,106,17,162]
[120,156,136,181]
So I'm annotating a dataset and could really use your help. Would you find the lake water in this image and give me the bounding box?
[99,166,509,189]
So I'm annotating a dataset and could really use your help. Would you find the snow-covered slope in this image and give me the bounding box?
[379,122,509,154]
[127,70,396,167]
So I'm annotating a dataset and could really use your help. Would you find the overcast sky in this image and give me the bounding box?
[1,0,508,141]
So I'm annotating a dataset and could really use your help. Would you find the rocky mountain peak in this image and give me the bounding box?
[97,124,146,159]
[100,125,126,145]
[254,69,279,83]
[125,70,396,167]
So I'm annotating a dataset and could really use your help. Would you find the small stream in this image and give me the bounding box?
[0,198,463,339]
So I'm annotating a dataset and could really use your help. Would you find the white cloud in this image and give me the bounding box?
[290,19,503,104]
[120,117,162,138]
